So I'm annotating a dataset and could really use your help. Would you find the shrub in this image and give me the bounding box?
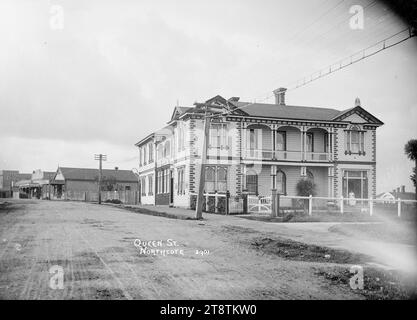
[104,199,122,204]
[296,178,317,197]
[296,178,317,213]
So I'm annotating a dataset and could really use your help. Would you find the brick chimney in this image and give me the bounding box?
[401,185,405,193]
[273,88,287,105]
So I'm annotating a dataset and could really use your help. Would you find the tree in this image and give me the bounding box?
[296,178,317,213]
[404,139,417,201]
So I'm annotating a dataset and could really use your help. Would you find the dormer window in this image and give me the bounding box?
[345,125,365,155]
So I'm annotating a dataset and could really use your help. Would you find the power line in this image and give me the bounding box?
[205,27,415,120]
[288,27,414,91]
[284,0,346,44]
[297,0,378,49]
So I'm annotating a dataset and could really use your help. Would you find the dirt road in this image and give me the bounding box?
[0,200,399,299]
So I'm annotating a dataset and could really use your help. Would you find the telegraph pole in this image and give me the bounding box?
[195,106,210,219]
[94,154,107,204]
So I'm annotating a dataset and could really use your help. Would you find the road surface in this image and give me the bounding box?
[0,200,389,299]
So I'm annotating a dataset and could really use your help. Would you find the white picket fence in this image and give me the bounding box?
[248,194,417,217]
[248,195,272,214]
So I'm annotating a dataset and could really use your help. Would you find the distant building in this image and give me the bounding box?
[376,185,416,203]
[0,170,31,198]
[14,170,56,199]
[50,167,139,199]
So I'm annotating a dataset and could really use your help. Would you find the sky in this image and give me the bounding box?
[0,0,416,193]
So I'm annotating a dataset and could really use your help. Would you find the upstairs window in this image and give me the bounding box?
[345,126,365,155]
[163,141,171,159]
[209,123,227,149]
[178,123,185,151]
[148,143,153,163]
[143,145,147,165]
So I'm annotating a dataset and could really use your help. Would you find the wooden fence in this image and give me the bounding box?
[63,190,139,205]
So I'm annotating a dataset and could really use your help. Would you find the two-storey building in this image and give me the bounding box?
[135,88,383,208]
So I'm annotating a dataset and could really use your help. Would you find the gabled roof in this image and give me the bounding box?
[55,167,138,183]
[331,106,384,125]
[135,132,155,147]
[170,106,192,121]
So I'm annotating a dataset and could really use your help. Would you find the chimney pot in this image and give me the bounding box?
[115,167,119,171]
[273,87,287,105]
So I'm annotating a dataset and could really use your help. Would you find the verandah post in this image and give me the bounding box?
[340,196,344,214]
[308,195,312,216]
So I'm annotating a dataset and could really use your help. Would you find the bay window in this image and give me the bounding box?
[204,166,228,192]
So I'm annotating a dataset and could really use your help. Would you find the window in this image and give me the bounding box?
[148,175,153,196]
[164,169,170,193]
[164,141,171,158]
[157,171,162,194]
[205,167,216,192]
[204,166,228,192]
[345,126,365,154]
[141,177,146,196]
[148,143,153,163]
[276,131,286,151]
[143,145,147,165]
[139,148,142,167]
[157,144,163,161]
[209,123,227,149]
[276,170,286,194]
[178,123,185,151]
[177,167,185,195]
[125,186,131,191]
[306,133,314,152]
[246,171,258,195]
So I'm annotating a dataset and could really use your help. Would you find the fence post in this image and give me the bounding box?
[340,196,344,214]
[369,198,373,216]
[242,190,248,214]
[226,191,230,215]
[84,192,87,202]
[271,189,277,217]
[398,198,401,218]
[214,191,218,213]
[308,195,312,216]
